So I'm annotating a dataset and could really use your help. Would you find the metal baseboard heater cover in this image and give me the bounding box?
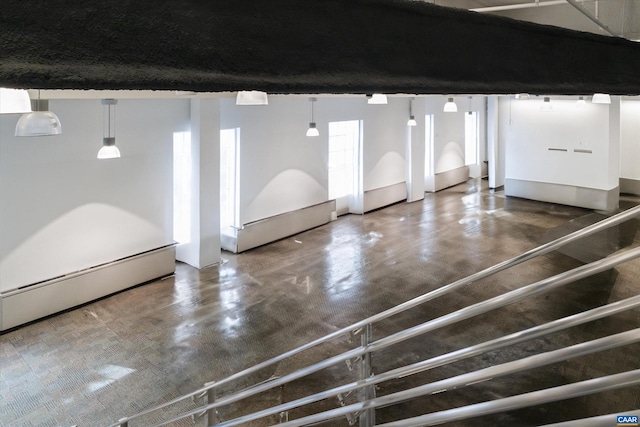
[0,245,176,331]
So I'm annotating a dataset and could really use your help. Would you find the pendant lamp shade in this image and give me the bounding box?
[15,95,62,136]
[0,88,32,114]
[236,90,269,105]
[97,140,121,159]
[367,94,388,104]
[306,123,319,137]
[98,99,120,159]
[592,93,611,104]
[443,97,457,112]
[15,111,62,136]
[306,97,319,137]
[515,93,530,100]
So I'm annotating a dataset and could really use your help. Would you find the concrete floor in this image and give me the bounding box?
[1,180,639,427]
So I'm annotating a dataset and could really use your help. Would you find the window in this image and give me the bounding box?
[173,131,191,244]
[465,111,479,166]
[220,128,240,230]
[328,120,360,200]
[424,114,434,177]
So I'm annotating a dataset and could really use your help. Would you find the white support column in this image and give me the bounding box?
[487,96,504,189]
[406,99,425,203]
[176,98,221,268]
[608,96,621,209]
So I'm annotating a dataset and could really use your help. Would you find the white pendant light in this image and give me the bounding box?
[407,97,416,126]
[367,93,388,104]
[0,88,32,114]
[306,97,319,137]
[15,91,62,136]
[236,90,269,105]
[98,99,120,159]
[515,93,530,100]
[576,96,587,108]
[97,144,121,159]
[541,96,553,111]
[592,93,611,104]
[443,97,457,112]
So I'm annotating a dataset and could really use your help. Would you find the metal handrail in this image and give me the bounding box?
[273,330,640,427]
[190,295,640,426]
[155,246,640,426]
[108,204,640,427]
[375,369,640,427]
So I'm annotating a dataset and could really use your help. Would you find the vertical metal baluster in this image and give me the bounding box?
[204,382,217,426]
[359,323,375,427]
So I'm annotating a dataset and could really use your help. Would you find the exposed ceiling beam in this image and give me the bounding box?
[564,0,620,37]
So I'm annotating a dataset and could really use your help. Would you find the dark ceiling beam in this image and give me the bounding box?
[1,0,640,95]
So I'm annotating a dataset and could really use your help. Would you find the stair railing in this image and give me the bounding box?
[108,205,640,427]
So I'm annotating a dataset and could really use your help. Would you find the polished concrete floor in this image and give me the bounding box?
[1,180,639,427]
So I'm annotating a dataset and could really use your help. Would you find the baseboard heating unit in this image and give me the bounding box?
[0,244,176,331]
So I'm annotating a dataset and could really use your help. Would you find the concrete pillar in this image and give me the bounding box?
[406,98,425,203]
[607,96,621,209]
[176,98,221,268]
[487,96,504,189]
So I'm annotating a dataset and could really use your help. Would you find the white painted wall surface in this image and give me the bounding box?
[621,99,640,180]
[502,96,615,190]
[362,98,407,191]
[423,96,487,181]
[221,97,328,225]
[220,96,407,225]
[0,99,186,292]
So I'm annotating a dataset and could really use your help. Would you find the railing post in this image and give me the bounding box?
[203,382,217,426]
[359,323,375,427]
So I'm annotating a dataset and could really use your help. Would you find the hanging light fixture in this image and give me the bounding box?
[515,93,530,100]
[306,97,319,137]
[15,90,62,136]
[0,88,32,114]
[443,97,457,112]
[236,90,269,105]
[97,99,120,159]
[576,96,587,108]
[541,96,553,111]
[407,97,417,126]
[367,94,388,104]
[592,93,611,104]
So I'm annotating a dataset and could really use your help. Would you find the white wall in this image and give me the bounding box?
[220,96,407,224]
[423,95,487,179]
[0,98,185,292]
[621,98,640,181]
[502,96,616,190]
[362,98,407,191]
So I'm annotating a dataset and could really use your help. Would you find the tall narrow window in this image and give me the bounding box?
[465,111,479,166]
[424,114,434,177]
[220,128,240,231]
[328,120,362,214]
[173,131,191,244]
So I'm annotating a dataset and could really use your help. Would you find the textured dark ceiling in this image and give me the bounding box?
[1,0,640,95]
